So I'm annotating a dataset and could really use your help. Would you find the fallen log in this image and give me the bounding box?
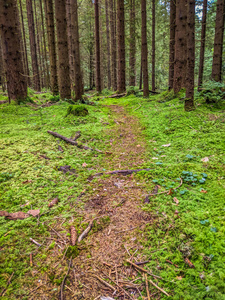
[0,100,7,105]
[93,168,153,178]
[47,131,102,153]
[107,93,127,99]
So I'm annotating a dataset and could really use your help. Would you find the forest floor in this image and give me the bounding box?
[0,90,225,299]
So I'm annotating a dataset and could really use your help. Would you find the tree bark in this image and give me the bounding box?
[173,0,187,93]
[26,0,41,91]
[71,0,84,100]
[109,0,117,91]
[0,37,6,92]
[117,0,126,93]
[141,0,149,97]
[66,0,75,89]
[152,0,156,92]
[185,0,195,111]
[212,0,225,82]
[169,0,176,90]
[105,0,111,89]
[95,0,101,92]
[55,0,71,99]
[43,0,58,95]
[0,0,27,103]
[129,0,136,87]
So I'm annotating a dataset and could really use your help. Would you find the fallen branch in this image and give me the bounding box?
[107,93,127,99]
[147,178,183,197]
[29,238,42,247]
[0,272,14,297]
[77,221,93,243]
[126,260,162,280]
[47,131,102,153]
[60,257,72,300]
[71,131,81,141]
[91,274,116,291]
[135,260,150,266]
[148,279,170,297]
[145,274,151,300]
[93,168,153,178]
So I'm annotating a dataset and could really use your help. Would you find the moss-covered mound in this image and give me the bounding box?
[66,105,89,117]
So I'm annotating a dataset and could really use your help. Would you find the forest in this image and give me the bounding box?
[0,0,225,299]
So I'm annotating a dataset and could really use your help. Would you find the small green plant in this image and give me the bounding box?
[65,105,89,117]
[49,95,60,102]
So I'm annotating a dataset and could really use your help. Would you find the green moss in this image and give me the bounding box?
[66,105,89,117]
[92,216,111,233]
[66,246,80,258]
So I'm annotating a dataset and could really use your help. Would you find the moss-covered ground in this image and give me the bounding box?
[0,89,225,299]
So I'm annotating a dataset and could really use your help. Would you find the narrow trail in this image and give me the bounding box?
[68,105,153,299]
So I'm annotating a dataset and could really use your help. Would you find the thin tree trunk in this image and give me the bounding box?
[89,15,94,90]
[43,0,58,95]
[66,0,75,89]
[18,0,30,85]
[0,0,27,103]
[169,0,176,90]
[185,0,195,111]
[105,0,111,89]
[152,0,156,91]
[117,0,126,93]
[141,0,149,97]
[212,0,225,82]
[95,0,101,92]
[173,0,187,93]
[55,0,71,99]
[110,0,117,91]
[33,0,44,89]
[0,37,6,92]
[26,0,41,91]
[139,58,143,89]
[71,0,84,100]
[129,0,136,86]
[39,0,50,88]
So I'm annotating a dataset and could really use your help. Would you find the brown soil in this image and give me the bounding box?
[28,105,156,300]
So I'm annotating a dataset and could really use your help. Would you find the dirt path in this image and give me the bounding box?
[67,105,152,299]
[30,105,153,300]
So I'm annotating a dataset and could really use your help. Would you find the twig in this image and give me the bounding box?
[77,220,93,243]
[93,168,153,178]
[148,279,170,297]
[60,257,73,300]
[29,238,42,247]
[135,260,150,266]
[145,274,151,300]
[147,178,183,197]
[47,131,102,153]
[0,272,14,297]
[126,260,162,280]
[91,274,116,291]
[134,104,142,111]
[48,225,67,244]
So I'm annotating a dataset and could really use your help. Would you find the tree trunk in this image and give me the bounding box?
[26,0,41,91]
[212,0,225,82]
[129,0,136,87]
[43,0,58,95]
[173,0,187,93]
[0,0,27,103]
[0,37,6,92]
[55,0,71,99]
[139,57,143,89]
[39,0,50,88]
[185,0,195,111]
[105,0,111,89]
[169,0,176,90]
[94,0,101,92]
[141,0,149,97]
[152,0,156,91]
[109,0,117,91]
[117,0,126,93]
[71,0,84,100]
[66,0,75,89]
[18,0,30,86]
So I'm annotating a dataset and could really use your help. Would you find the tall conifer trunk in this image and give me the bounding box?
[44,0,58,95]
[66,0,75,89]
[26,0,41,91]
[117,0,126,93]
[105,0,111,89]
[55,0,71,99]
[152,0,156,91]
[95,0,101,92]
[185,0,195,111]
[169,0,176,90]
[198,0,207,90]
[173,0,187,93]
[212,0,225,82]
[129,0,136,87]
[110,0,117,91]
[141,0,149,97]
[0,0,27,103]
[71,0,84,100]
